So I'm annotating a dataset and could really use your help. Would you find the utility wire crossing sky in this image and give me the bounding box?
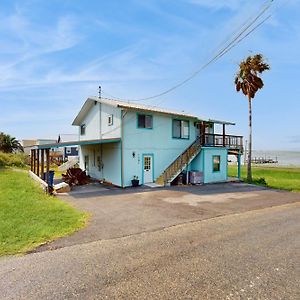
[0,0,299,150]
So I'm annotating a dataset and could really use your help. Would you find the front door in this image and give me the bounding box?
[143,155,153,183]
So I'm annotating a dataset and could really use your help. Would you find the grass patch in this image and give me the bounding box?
[0,169,87,256]
[228,165,300,192]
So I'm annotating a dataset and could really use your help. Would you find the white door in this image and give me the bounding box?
[143,155,153,183]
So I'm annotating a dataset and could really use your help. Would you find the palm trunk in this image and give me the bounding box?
[247,95,252,182]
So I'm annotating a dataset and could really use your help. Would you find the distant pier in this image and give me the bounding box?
[247,157,278,164]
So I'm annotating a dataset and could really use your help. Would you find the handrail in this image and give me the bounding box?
[202,133,243,148]
[162,136,201,174]
[205,133,243,139]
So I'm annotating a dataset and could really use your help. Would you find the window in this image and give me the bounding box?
[80,124,86,135]
[213,155,221,172]
[172,120,189,139]
[137,114,153,129]
[108,114,113,126]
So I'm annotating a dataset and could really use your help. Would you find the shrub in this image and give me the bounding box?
[246,177,267,186]
[0,152,29,168]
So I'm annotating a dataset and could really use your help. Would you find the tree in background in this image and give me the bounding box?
[0,132,23,153]
[235,54,270,182]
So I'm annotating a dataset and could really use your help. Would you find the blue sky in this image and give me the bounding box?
[0,0,299,150]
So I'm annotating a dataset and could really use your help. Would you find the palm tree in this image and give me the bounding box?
[235,54,270,182]
[0,132,24,153]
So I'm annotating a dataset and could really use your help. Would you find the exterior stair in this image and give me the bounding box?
[156,137,201,186]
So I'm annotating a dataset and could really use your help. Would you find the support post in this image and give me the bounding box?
[223,124,226,147]
[201,122,205,146]
[31,149,34,171]
[33,150,36,174]
[237,154,241,180]
[41,149,44,179]
[46,149,50,185]
[36,149,40,177]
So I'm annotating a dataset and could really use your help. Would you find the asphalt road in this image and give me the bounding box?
[0,202,299,299]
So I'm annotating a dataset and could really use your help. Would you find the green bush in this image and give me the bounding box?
[0,152,29,168]
[253,177,267,186]
[245,176,267,186]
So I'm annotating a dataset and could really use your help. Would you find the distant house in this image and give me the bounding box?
[22,139,57,155]
[68,97,243,187]
[57,134,79,160]
[23,135,78,163]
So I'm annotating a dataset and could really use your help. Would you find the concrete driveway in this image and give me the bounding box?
[35,182,300,252]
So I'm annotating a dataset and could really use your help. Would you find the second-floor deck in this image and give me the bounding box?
[200,133,243,153]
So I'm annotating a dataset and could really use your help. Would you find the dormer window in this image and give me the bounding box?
[80,124,86,135]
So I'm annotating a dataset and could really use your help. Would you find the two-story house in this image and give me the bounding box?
[70,97,243,187]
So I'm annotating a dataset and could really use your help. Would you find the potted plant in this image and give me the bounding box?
[131,175,139,187]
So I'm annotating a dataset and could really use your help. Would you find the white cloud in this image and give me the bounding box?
[187,0,243,10]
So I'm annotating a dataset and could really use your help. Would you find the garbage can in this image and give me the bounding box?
[43,170,55,187]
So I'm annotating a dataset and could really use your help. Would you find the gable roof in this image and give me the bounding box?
[72,96,235,126]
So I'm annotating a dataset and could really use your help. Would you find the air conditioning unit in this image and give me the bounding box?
[189,171,203,184]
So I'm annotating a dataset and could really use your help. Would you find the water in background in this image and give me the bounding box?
[229,150,300,167]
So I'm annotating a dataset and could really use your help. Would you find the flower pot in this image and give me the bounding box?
[131,179,139,187]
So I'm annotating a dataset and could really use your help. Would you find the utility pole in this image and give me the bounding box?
[98,85,102,99]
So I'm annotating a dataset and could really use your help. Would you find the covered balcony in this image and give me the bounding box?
[201,133,243,153]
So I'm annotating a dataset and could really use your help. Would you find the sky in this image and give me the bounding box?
[0,0,299,150]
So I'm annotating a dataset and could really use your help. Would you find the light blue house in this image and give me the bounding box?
[70,97,243,187]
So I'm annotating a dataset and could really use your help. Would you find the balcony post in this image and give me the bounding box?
[223,124,226,147]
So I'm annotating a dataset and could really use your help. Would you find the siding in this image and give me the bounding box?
[122,110,197,186]
[79,143,121,186]
[189,147,227,183]
[79,102,121,141]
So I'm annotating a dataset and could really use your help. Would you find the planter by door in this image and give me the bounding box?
[131,179,139,187]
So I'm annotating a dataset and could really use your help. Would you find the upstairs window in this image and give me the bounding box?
[80,124,86,135]
[213,155,221,172]
[172,120,189,139]
[108,114,113,126]
[137,114,153,129]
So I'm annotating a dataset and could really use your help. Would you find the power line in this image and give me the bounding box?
[95,2,273,138]
[96,15,271,138]
[101,0,274,103]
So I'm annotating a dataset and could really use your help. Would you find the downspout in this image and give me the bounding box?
[99,101,102,139]
[99,101,103,178]
[121,109,124,188]
[120,109,128,188]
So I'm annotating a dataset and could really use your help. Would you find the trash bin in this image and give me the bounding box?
[43,170,55,187]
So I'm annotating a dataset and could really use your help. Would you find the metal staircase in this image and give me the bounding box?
[156,137,202,186]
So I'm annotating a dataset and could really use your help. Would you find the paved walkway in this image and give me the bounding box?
[35,182,300,252]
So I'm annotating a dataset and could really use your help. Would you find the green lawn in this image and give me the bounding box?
[228,165,300,192]
[0,169,87,256]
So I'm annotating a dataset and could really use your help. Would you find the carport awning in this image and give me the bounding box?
[36,138,121,149]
